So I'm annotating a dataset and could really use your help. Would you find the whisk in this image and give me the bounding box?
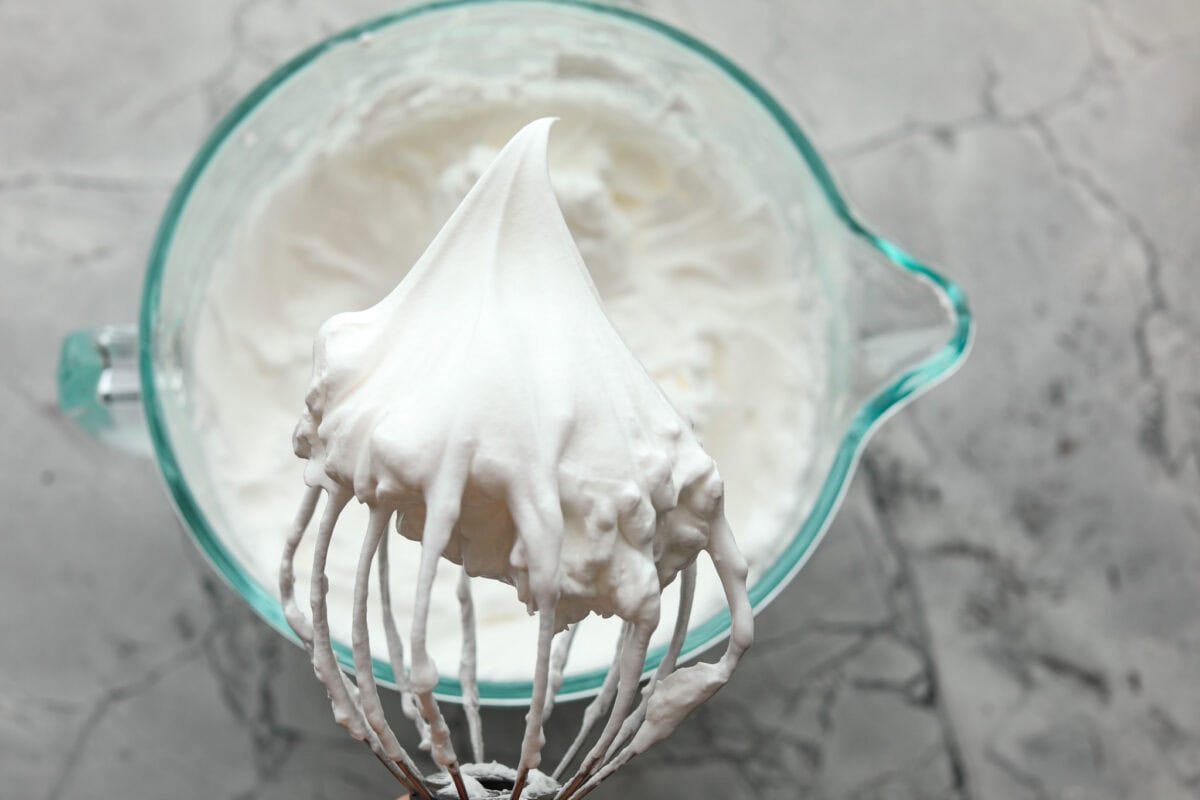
[280,481,752,800]
[276,118,754,800]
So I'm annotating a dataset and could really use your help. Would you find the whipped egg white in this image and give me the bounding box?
[193,59,819,685]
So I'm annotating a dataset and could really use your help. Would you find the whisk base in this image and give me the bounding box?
[425,762,560,800]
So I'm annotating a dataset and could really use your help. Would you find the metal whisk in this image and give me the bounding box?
[278,482,753,800]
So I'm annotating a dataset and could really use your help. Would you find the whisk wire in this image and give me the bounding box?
[542,624,579,721]
[602,563,697,765]
[352,507,431,782]
[550,623,627,782]
[378,529,432,749]
[456,567,485,764]
[408,499,466,772]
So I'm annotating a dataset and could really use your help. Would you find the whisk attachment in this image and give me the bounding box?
[279,481,752,800]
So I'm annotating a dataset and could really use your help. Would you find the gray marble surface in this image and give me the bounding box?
[3,0,1199,798]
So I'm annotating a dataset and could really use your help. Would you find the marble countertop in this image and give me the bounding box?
[4,1,1199,798]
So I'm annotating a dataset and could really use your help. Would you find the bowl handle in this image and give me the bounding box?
[57,324,151,455]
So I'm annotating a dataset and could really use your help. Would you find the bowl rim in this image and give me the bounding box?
[139,0,973,707]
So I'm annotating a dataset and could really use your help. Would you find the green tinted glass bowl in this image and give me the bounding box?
[136,0,972,706]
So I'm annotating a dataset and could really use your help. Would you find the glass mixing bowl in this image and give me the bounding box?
[58,0,971,706]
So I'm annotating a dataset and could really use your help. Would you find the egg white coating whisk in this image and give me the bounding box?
[279,483,753,800]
